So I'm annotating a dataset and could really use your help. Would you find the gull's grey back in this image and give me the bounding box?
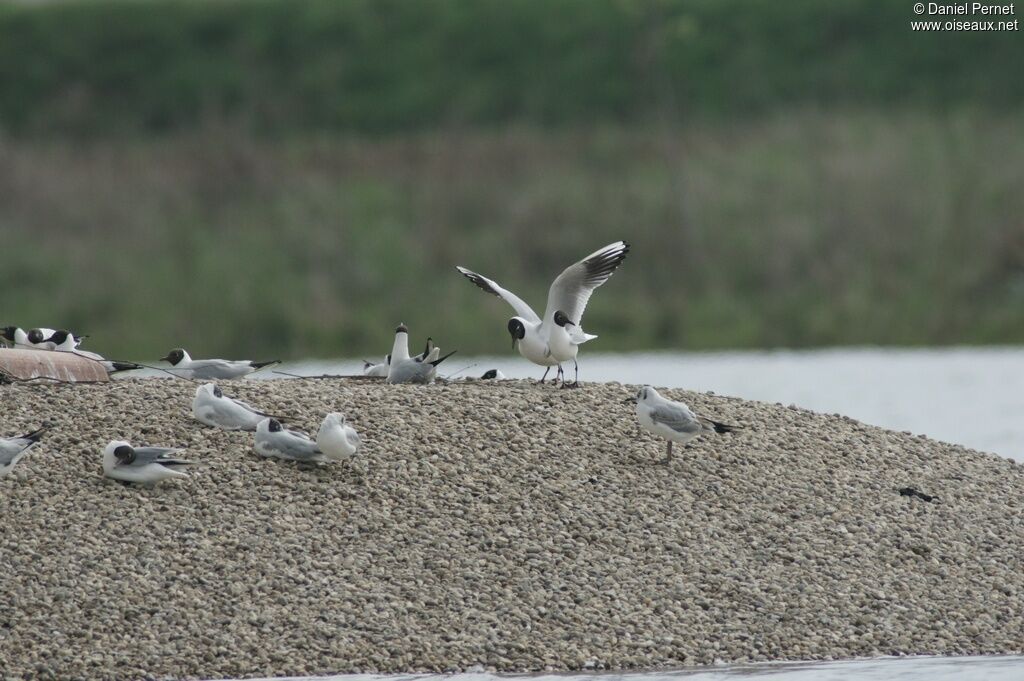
[0,436,35,463]
[124,447,183,466]
[387,358,436,385]
[184,360,251,380]
[649,403,702,435]
[257,429,322,461]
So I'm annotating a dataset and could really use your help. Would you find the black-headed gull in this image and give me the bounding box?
[28,328,86,350]
[0,426,47,478]
[362,355,391,377]
[2,326,85,349]
[192,383,283,431]
[316,413,361,462]
[102,441,193,485]
[38,330,139,374]
[160,348,279,380]
[385,325,456,385]
[254,418,326,463]
[456,240,629,387]
[633,386,738,463]
[1,326,31,348]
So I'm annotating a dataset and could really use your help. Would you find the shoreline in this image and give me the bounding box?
[2,378,1023,680]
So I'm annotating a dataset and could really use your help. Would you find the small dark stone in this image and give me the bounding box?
[899,487,937,502]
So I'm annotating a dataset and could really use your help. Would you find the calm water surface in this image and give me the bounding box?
[248,654,1024,681]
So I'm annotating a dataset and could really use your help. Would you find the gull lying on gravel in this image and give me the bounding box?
[385,324,456,384]
[456,240,629,387]
[1,326,32,348]
[1,326,85,349]
[316,413,361,462]
[254,418,326,463]
[481,369,507,380]
[0,426,47,478]
[362,355,391,377]
[367,328,440,379]
[192,383,284,431]
[387,350,457,384]
[160,348,279,380]
[28,328,87,350]
[101,441,193,485]
[633,386,738,463]
[39,330,140,374]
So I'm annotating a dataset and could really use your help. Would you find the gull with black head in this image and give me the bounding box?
[160,348,279,380]
[385,324,457,384]
[456,240,629,387]
[254,418,326,463]
[1,326,31,348]
[102,441,193,485]
[40,330,139,374]
[193,382,284,431]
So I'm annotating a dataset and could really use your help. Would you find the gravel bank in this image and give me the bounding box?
[2,378,1023,680]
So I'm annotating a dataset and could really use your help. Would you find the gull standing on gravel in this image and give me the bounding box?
[0,426,47,478]
[456,240,629,386]
[193,383,284,431]
[159,348,279,380]
[317,413,361,462]
[101,441,194,485]
[254,418,326,463]
[633,386,738,464]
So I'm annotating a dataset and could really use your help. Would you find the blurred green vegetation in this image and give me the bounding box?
[0,0,1021,359]
[0,0,1021,135]
[2,112,1022,359]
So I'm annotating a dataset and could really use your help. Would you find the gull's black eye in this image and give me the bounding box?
[268,419,282,432]
[213,386,223,398]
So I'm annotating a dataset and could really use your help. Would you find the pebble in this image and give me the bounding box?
[0,378,1023,679]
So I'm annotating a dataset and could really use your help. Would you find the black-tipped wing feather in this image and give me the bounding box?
[543,241,630,326]
[701,418,739,434]
[126,447,193,467]
[455,266,541,323]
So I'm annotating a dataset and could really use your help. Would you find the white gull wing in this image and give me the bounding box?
[542,241,630,329]
[455,266,541,324]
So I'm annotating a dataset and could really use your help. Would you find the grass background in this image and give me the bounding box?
[0,0,1021,359]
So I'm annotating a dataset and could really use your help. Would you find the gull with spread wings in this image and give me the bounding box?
[456,241,629,387]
